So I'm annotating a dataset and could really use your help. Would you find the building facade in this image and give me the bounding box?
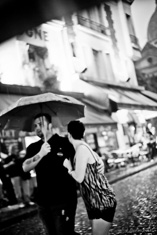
[60,0,157,150]
[1,0,157,154]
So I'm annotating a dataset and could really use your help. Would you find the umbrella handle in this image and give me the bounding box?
[43,130,47,143]
[40,116,47,142]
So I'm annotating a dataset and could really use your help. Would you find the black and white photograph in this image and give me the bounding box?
[0,0,157,234]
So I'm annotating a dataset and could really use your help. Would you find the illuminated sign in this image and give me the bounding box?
[17,26,49,47]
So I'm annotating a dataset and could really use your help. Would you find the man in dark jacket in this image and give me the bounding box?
[23,113,79,235]
[23,113,104,235]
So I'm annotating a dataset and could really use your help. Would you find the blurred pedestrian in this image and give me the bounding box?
[15,149,33,206]
[63,120,117,235]
[147,131,156,161]
[4,144,32,206]
[0,153,17,206]
[102,151,111,173]
[20,150,37,203]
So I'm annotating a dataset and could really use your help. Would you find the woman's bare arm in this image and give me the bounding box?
[70,146,89,183]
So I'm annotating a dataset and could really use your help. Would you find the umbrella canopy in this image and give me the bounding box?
[0,0,104,43]
[0,92,84,132]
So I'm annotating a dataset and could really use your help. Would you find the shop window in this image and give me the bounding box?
[0,131,25,156]
[99,130,118,152]
[28,47,36,62]
[92,49,103,79]
[96,4,104,26]
[85,133,97,150]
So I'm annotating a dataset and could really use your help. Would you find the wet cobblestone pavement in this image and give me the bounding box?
[1,165,157,234]
[109,164,157,235]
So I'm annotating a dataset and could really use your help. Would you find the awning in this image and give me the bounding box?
[65,78,111,111]
[80,105,117,127]
[114,110,146,125]
[102,87,157,111]
[79,79,157,111]
[141,90,157,102]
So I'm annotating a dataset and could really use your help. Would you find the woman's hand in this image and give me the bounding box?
[63,159,72,171]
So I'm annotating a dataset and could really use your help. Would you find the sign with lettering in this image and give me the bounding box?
[0,130,17,138]
[17,26,49,47]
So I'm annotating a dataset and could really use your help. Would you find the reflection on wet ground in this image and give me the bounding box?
[1,165,157,234]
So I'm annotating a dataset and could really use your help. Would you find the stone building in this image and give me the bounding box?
[1,0,157,153]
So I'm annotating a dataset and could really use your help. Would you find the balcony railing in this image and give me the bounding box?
[77,15,107,36]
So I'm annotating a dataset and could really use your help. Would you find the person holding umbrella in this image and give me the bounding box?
[0,92,104,234]
[22,113,104,235]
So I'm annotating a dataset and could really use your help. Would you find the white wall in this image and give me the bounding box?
[107,0,138,86]
[43,22,75,83]
[0,22,74,87]
[0,38,25,85]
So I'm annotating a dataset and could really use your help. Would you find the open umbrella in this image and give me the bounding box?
[0,92,84,132]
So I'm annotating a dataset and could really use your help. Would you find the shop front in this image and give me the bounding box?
[80,105,118,154]
[78,79,157,150]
